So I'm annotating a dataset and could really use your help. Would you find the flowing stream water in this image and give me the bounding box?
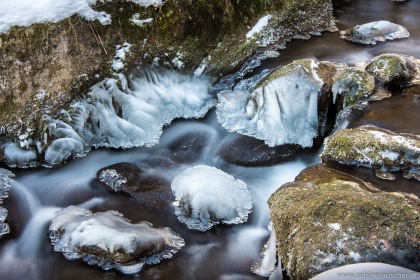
[1,0,420,279]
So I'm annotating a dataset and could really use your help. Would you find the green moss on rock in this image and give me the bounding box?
[321,125,420,174]
[268,164,420,279]
[365,53,418,86]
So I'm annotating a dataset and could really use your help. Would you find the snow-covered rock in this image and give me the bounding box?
[171,165,253,231]
[321,125,420,180]
[340,21,410,45]
[0,168,14,238]
[49,205,185,274]
[216,59,327,148]
[1,142,37,168]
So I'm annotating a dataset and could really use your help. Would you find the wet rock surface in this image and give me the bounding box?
[340,20,410,45]
[49,205,185,274]
[217,134,300,166]
[97,162,172,207]
[268,164,420,279]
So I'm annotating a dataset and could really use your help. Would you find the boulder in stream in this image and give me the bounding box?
[216,59,337,148]
[340,21,410,45]
[321,125,420,180]
[171,165,253,231]
[268,164,420,279]
[365,54,418,86]
[49,205,185,274]
[97,162,172,206]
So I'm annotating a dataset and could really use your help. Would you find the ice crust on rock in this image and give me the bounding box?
[0,168,14,238]
[43,70,215,167]
[171,165,253,231]
[216,60,322,148]
[49,205,185,274]
[0,0,164,34]
[1,143,38,168]
[340,20,410,45]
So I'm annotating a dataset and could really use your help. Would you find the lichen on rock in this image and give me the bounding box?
[321,125,420,180]
[365,53,419,86]
[268,164,420,279]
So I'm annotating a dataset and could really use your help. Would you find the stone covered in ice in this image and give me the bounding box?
[216,59,324,148]
[0,168,14,238]
[332,67,375,107]
[49,206,185,274]
[43,70,215,167]
[340,20,410,45]
[321,125,420,179]
[171,165,253,231]
[365,53,418,86]
[1,142,37,168]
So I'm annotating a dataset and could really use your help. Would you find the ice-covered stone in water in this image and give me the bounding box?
[1,142,37,168]
[42,70,215,167]
[98,169,128,192]
[49,206,185,274]
[340,20,410,45]
[0,168,14,238]
[216,59,323,148]
[171,165,253,231]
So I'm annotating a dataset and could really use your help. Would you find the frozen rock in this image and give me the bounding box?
[1,142,37,168]
[171,165,253,231]
[49,205,185,274]
[42,70,215,167]
[340,21,410,45]
[321,125,420,180]
[365,53,418,86]
[332,67,376,107]
[0,168,14,238]
[216,59,330,148]
[268,164,420,279]
[97,162,172,206]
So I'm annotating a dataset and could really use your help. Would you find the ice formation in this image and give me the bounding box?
[43,70,215,167]
[49,205,185,274]
[340,21,410,45]
[0,168,14,238]
[1,143,38,168]
[171,165,253,231]
[216,60,322,148]
[252,223,279,277]
[0,0,164,34]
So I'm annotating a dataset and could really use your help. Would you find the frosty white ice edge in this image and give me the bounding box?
[1,70,216,168]
[49,206,185,274]
[171,165,253,231]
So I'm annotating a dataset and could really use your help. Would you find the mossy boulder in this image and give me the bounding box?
[268,164,420,279]
[365,54,418,86]
[321,125,420,179]
[332,67,376,107]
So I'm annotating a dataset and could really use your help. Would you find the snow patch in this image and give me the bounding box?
[246,15,272,39]
[130,14,153,27]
